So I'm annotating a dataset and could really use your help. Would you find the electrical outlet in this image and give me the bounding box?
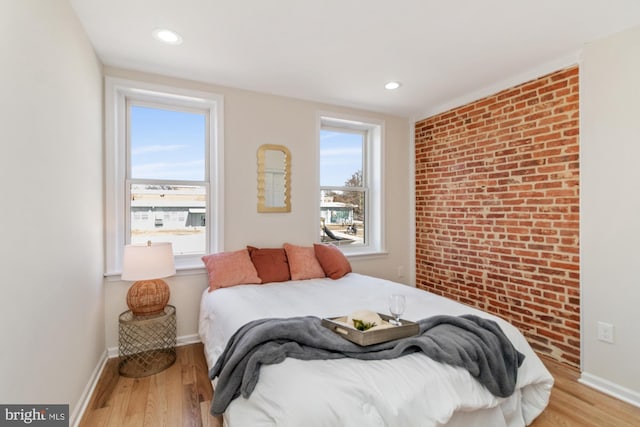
[597,321,615,344]
[397,265,404,278]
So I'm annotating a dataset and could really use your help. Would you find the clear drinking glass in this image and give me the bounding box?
[388,294,406,326]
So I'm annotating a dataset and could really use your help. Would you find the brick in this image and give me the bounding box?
[415,66,580,369]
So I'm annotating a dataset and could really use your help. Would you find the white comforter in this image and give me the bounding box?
[199,273,553,427]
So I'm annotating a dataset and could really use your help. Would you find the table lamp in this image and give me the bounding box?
[121,241,176,316]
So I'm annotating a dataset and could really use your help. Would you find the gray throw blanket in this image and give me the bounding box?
[210,314,525,416]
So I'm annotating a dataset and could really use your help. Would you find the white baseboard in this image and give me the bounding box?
[579,372,640,408]
[71,349,109,427]
[177,333,202,347]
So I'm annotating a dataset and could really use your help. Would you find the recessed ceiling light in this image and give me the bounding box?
[152,29,183,45]
[384,81,401,90]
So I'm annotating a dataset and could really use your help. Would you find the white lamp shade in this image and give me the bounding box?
[121,242,176,281]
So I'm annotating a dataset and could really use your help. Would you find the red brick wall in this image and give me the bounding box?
[414,66,580,367]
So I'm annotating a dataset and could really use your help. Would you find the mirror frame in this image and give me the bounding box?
[257,144,291,213]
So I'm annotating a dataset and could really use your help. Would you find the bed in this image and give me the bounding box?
[198,272,553,426]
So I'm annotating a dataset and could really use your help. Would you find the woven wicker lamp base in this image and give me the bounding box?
[126,278,170,316]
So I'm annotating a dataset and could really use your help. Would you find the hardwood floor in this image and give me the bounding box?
[79,343,221,427]
[80,343,640,427]
[530,357,640,427]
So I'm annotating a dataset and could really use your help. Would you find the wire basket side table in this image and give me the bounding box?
[118,305,177,377]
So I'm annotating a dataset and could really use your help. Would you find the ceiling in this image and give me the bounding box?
[69,0,640,119]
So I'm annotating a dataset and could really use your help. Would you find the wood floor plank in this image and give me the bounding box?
[182,383,203,427]
[123,378,150,427]
[88,358,120,410]
[164,352,184,426]
[194,346,213,403]
[103,376,134,426]
[179,345,196,386]
[77,358,120,427]
[180,345,205,427]
[200,401,217,427]
[78,406,111,427]
[142,374,166,427]
[79,343,640,427]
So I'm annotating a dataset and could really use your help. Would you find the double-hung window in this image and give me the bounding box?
[318,114,384,255]
[105,78,224,274]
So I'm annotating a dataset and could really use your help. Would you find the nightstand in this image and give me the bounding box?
[118,305,177,377]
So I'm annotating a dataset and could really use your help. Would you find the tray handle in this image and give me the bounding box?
[327,324,350,335]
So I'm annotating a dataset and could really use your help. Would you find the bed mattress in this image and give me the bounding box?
[199,273,553,426]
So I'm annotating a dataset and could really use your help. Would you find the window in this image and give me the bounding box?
[106,78,224,274]
[128,104,207,254]
[318,114,384,255]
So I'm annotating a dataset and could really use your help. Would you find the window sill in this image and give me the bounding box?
[344,249,388,260]
[104,264,207,282]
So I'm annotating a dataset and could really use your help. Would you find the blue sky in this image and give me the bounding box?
[130,105,205,181]
[319,130,363,187]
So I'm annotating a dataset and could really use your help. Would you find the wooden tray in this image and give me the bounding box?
[321,313,419,346]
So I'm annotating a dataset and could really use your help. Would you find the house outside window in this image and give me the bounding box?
[318,113,384,255]
[105,77,224,274]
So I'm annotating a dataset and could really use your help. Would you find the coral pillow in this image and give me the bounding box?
[283,243,326,280]
[313,243,352,279]
[202,249,262,291]
[247,246,291,283]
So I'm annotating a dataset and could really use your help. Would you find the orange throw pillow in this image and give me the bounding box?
[283,243,326,280]
[202,249,262,291]
[247,246,291,283]
[314,243,352,279]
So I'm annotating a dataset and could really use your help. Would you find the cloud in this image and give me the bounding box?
[131,144,186,155]
[320,147,362,157]
[320,131,344,141]
[132,159,205,181]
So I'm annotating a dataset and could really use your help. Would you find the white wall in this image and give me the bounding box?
[581,25,640,401]
[0,0,104,422]
[103,67,412,350]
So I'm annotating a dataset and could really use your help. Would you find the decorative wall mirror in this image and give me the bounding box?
[257,144,291,213]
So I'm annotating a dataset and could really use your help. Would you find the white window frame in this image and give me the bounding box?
[317,112,384,256]
[105,77,224,275]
